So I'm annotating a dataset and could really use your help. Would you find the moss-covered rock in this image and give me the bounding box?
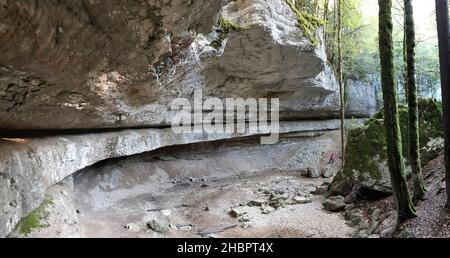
[329,98,443,196]
[285,0,323,46]
[210,15,244,49]
[12,198,54,236]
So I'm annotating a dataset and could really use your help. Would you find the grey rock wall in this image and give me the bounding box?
[0,0,377,238]
[0,120,340,237]
[0,0,340,130]
[346,78,381,118]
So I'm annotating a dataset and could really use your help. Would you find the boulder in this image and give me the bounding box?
[313,185,329,195]
[248,199,267,207]
[322,196,346,212]
[230,206,251,219]
[307,167,321,178]
[147,219,169,234]
[293,196,312,204]
[329,99,444,196]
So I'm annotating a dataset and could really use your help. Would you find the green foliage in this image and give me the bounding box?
[323,0,440,100]
[14,198,54,236]
[340,0,365,77]
[324,0,366,77]
[218,15,243,34]
[415,44,441,98]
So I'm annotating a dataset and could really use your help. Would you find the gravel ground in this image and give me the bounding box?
[75,171,353,238]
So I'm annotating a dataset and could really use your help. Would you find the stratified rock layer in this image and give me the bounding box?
[0,120,340,237]
[0,0,375,238]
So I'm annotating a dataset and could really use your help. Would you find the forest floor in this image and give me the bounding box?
[357,154,450,238]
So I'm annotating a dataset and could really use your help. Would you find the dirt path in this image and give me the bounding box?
[357,155,450,238]
[400,155,450,237]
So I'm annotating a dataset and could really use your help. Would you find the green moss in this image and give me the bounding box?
[14,198,54,236]
[330,98,443,196]
[210,16,244,49]
[285,0,323,46]
[345,118,387,184]
[218,15,243,33]
[417,98,444,163]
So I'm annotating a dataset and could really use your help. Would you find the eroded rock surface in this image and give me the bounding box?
[0,120,340,237]
[346,79,381,118]
[0,0,340,130]
[0,0,375,238]
[7,176,79,238]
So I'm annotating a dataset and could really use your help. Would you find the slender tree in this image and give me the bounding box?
[338,0,346,166]
[323,0,329,21]
[323,0,330,44]
[435,0,450,209]
[405,0,426,201]
[403,18,408,100]
[329,0,338,64]
[378,0,416,222]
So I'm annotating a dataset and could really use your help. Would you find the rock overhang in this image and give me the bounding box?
[0,0,340,130]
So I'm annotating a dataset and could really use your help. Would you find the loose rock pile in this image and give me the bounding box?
[228,179,327,227]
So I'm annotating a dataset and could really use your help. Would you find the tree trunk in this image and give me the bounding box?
[403,19,408,100]
[323,0,330,43]
[338,0,345,167]
[330,0,337,65]
[435,0,450,209]
[378,0,416,222]
[323,0,329,21]
[405,0,426,202]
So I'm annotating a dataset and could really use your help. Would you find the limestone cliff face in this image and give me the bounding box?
[0,0,377,238]
[0,0,340,130]
[346,78,381,118]
[0,0,342,237]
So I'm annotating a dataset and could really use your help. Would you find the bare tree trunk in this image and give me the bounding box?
[405,0,426,202]
[338,0,345,167]
[378,0,416,222]
[323,0,330,44]
[403,19,408,100]
[435,0,450,209]
[330,0,338,65]
[323,0,329,21]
